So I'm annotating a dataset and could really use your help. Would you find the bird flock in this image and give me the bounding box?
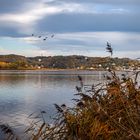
[31,33,55,41]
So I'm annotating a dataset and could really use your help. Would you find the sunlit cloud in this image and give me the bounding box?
[0,4,48,25]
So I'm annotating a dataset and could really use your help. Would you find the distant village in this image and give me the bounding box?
[0,54,139,71]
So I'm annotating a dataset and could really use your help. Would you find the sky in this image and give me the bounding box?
[0,0,140,58]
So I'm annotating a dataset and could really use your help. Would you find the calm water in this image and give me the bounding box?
[0,70,132,137]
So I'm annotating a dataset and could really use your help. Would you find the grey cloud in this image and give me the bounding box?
[0,21,27,37]
[35,12,140,33]
[0,0,38,13]
[0,27,27,37]
[0,0,139,38]
[0,0,139,14]
[63,0,140,5]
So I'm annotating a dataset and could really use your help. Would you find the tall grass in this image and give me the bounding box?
[25,70,140,140]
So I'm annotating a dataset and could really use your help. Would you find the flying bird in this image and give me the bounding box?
[31,33,55,42]
[106,42,113,56]
[43,37,48,41]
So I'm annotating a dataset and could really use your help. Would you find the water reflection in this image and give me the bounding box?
[0,70,123,134]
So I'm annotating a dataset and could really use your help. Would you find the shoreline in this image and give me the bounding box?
[0,68,136,72]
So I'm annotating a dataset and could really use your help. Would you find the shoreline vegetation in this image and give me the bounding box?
[0,54,139,71]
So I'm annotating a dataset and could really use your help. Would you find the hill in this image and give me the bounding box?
[0,54,139,70]
[0,54,26,63]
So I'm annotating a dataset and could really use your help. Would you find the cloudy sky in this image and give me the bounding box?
[0,0,139,58]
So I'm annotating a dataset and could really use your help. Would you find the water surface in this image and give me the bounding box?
[0,70,131,137]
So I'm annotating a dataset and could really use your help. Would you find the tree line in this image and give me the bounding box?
[0,54,139,70]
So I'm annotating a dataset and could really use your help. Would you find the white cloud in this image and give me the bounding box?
[0,45,49,57]
[114,51,140,58]
[0,47,13,55]
[21,32,140,58]
[0,31,140,58]
[111,8,129,13]
[0,4,47,25]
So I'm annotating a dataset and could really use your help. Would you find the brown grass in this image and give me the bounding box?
[25,70,140,140]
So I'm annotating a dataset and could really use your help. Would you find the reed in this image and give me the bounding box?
[25,70,140,140]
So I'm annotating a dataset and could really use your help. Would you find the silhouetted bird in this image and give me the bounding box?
[32,34,34,36]
[38,36,41,38]
[106,42,113,56]
[43,38,46,41]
